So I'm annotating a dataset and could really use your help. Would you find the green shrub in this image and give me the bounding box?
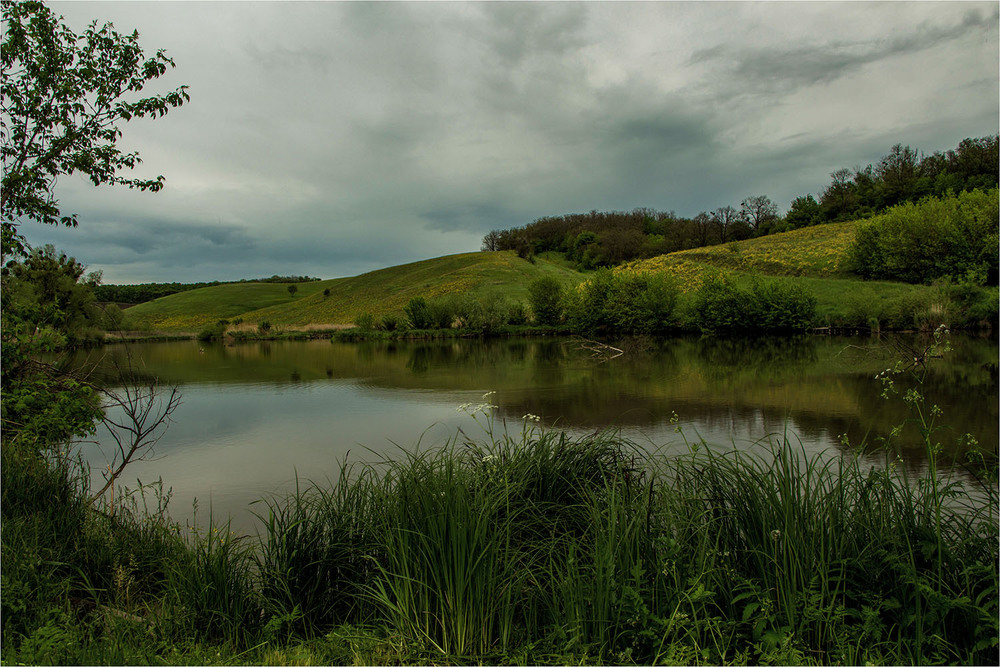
[403,297,434,330]
[354,312,375,331]
[474,293,512,334]
[610,271,678,334]
[506,301,529,326]
[447,293,511,333]
[693,274,816,333]
[427,298,457,329]
[848,189,999,284]
[100,303,125,331]
[754,279,818,332]
[565,270,680,335]
[197,319,229,341]
[939,280,1000,328]
[528,276,564,325]
[564,269,616,335]
[692,273,746,333]
[378,313,404,332]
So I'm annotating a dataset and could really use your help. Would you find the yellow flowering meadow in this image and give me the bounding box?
[622,220,860,289]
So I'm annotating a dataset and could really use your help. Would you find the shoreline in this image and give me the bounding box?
[100,322,995,344]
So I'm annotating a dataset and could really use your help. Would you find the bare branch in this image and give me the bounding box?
[87,336,181,506]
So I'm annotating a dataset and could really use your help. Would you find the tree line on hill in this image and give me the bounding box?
[481,135,999,269]
[93,275,321,304]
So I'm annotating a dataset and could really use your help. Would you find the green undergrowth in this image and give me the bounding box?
[3,409,997,665]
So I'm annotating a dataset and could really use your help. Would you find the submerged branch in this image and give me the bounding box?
[571,335,624,361]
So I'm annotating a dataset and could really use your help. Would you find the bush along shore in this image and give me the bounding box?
[2,330,997,665]
[174,269,998,344]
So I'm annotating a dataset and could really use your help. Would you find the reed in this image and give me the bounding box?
[164,511,260,647]
[253,464,379,637]
[245,417,996,664]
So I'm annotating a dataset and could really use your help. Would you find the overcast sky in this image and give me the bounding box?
[20,0,1000,283]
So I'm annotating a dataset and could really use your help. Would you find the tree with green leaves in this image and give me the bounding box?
[1,244,101,343]
[875,143,919,208]
[2,1,186,458]
[820,168,859,221]
[528,276,563,326]
[0,245,104,445]
[784,195,823,229]
[1,0,189,258]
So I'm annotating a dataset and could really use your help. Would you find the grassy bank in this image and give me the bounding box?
[3,406,997,665]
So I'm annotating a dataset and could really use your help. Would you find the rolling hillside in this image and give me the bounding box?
[623,220,861,291]
[620,219,992,327]
[121,218,996,334]
[122,251,585,332]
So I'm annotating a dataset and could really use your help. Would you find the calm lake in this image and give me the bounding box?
[70,334,998,532]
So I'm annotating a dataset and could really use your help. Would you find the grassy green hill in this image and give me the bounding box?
[122,251,585,332]
[623,219,997,329]
[122,220,997,334]
[624,220,861,287]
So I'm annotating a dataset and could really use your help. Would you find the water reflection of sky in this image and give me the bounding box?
[76,382,482,531]
[72,335,998,533]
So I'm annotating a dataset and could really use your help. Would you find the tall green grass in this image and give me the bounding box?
[3,405,997,664]
[242,415,998,664]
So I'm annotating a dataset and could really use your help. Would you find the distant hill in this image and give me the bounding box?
[122,251,585,332]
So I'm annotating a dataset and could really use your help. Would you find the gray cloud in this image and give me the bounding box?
[19,1,997,284]
[690,4,998,97]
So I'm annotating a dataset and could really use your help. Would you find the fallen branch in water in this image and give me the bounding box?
[572,336,624,361]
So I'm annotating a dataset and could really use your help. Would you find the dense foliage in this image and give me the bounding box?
[692,274,818,334]
[482,206,756,269]
[0,246,104,446]
[403,296,434,329]
[482,136,999,271]
[849,188,999,285]
[564,269,680,336]
[528,276,564,326]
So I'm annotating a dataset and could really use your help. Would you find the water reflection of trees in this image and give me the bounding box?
[486,336,996,472]
[72,335,997,474]
[693,335,820,381]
